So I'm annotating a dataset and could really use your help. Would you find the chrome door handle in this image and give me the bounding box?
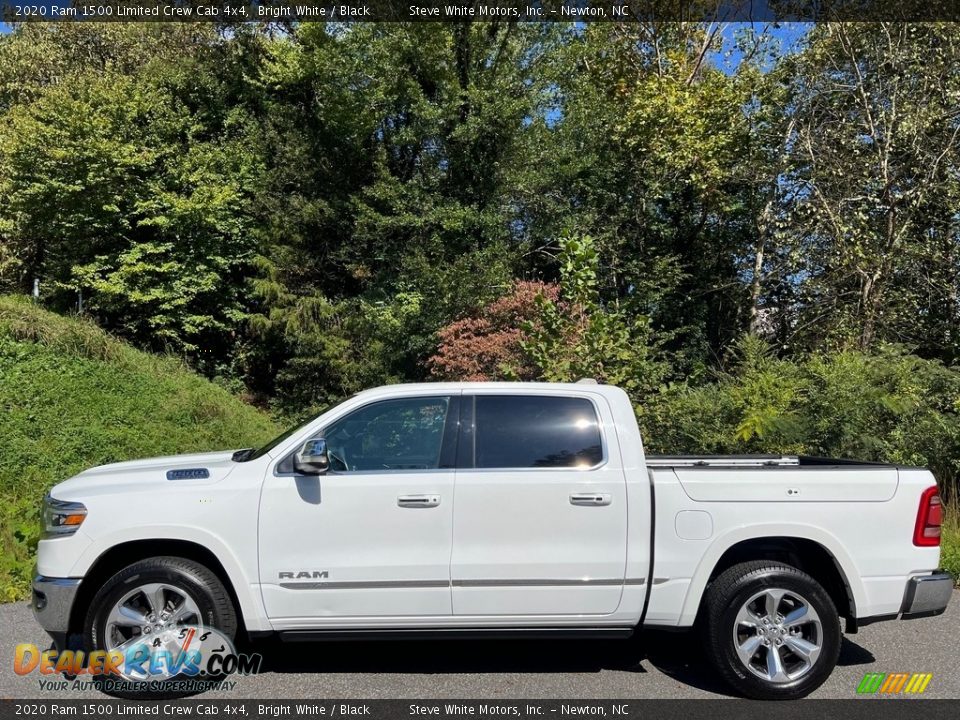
[570,493,612,506]
[398,494,440,508]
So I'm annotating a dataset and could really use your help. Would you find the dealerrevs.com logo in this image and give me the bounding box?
[857,672,933,695]
[14,625,261,692]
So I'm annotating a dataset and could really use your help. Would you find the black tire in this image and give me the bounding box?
[84,556,237,699]
[702,560,841,700]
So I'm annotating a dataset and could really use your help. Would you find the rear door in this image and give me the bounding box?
[450,392,628,616]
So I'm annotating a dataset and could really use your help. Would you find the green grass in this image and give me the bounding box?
[0,295,279,601]
[942,501,960,586]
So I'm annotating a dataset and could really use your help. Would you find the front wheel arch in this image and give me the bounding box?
[69,540,246,641]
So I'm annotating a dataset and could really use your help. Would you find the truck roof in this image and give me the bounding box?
[351,381,624,398]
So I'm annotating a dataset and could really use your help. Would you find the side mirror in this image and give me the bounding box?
[294,437,329,475]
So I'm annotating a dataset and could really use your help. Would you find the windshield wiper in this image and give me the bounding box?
[231,448,254,462]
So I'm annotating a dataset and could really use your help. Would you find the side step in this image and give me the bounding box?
[278,627,635,642]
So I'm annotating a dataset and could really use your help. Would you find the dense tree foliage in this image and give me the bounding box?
[1,21,959,500]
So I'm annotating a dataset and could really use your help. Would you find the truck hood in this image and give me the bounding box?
[50,450,240,501]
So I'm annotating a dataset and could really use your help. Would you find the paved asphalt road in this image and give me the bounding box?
[1,593,958,700]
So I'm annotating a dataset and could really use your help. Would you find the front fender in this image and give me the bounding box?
[66,525,271,632]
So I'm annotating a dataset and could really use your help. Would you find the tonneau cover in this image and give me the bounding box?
[659,463,900,502]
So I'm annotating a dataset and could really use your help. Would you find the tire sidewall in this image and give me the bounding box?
[714,567,841,699]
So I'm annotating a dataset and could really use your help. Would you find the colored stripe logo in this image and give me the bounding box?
[857,672,933,694]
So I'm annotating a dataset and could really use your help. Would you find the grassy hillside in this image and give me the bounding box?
[0,296,279,601]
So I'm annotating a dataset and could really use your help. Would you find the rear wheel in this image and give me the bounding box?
[84,556,237,699]
[702,560,841,700]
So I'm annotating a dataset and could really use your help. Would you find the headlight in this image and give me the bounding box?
[42,495,87,538]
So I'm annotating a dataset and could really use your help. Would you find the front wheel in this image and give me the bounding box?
[83,556,238,699]
[702,560,841,700]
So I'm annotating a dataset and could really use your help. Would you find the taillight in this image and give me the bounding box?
[913,486,942,547]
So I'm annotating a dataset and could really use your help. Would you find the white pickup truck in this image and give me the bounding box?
[33,382,952,699]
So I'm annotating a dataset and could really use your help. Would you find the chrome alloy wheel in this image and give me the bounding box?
[104,582,203,677]
[732,588,823,683]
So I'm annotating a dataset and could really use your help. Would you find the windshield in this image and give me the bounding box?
[235,405,336,462]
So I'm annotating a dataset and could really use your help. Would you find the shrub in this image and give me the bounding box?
[646,338,960,482]
[942,500,960,585]
[429,280,559,381]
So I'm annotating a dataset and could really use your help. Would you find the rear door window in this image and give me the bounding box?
[471,395,603,469]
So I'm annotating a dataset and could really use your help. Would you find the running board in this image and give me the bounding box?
[278,627,636,642]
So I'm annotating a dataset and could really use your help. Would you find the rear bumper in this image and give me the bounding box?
[31,574,82,651]
[900,572,954,619]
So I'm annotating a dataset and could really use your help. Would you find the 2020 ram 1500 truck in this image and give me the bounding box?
[33,382,953,699]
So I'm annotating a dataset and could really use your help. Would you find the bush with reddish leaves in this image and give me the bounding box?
[428,281,559,381]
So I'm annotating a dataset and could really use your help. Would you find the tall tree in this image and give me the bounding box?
[244,22,560,409]
[0,24,261,368]
[517,23,772,370]
[784,23,960,356]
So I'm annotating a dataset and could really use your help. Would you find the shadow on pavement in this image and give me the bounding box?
[240,627,736,697]
[837,636,876,666]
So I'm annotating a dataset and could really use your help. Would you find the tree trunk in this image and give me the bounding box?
[859,272,881,350]
[748,237,765,334]
[749,119,794,335]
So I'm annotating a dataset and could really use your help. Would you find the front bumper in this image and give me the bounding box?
[900,572,954,619]
[32,575,82,651]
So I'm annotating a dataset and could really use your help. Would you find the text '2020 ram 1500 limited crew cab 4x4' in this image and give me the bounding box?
[33,382,953,699]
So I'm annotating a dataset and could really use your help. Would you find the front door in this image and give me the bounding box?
[259,394,458,623]
[450,392,628,616]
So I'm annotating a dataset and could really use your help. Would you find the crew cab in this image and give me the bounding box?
[33,382,953,699]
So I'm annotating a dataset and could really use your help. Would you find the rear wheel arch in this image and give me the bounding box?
[700,536,856,625]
